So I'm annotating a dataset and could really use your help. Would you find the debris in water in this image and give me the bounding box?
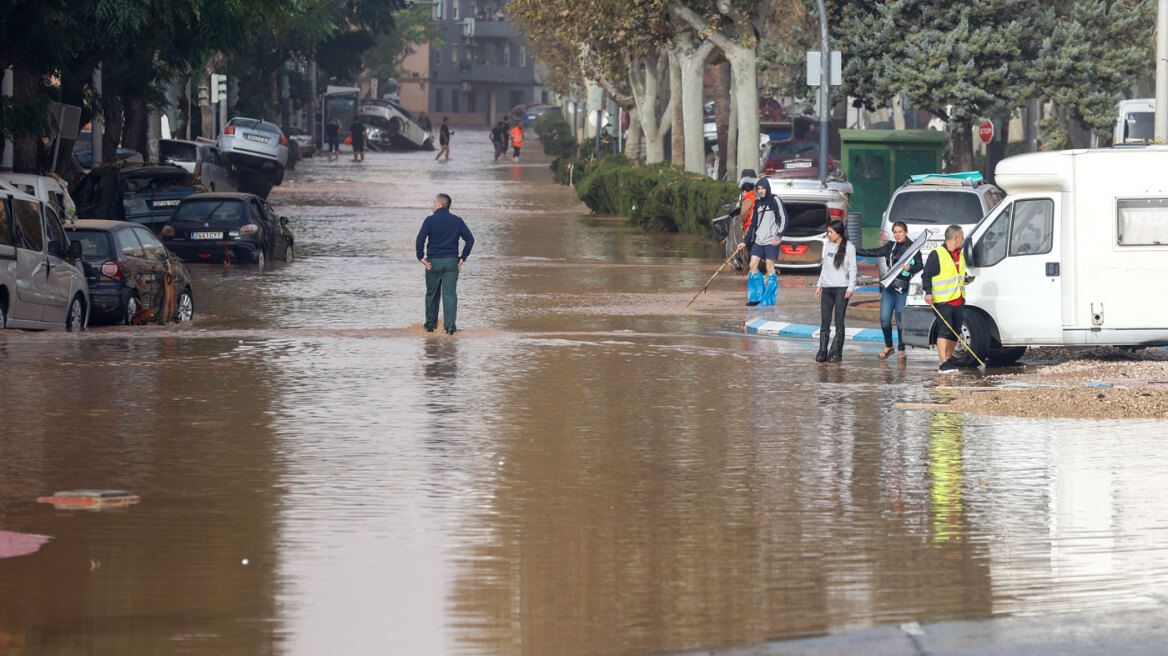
[37,489,141,509]
[0,530,51,559]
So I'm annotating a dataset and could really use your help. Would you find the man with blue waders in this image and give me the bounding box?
[416,193,475,334]
[737,177,787,306]
[922,225,971,372]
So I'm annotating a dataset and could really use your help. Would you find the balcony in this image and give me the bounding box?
[455,62,532,85]
[462,16,514,39]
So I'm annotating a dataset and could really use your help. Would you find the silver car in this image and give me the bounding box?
[160,138,237,192]
[1,188,89,330]
[217,117,289,185]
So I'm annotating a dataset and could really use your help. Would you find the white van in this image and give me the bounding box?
[1,187,89,330]
[0,170,76,220]
[900,147,1168,365]
[1113,98,1155,145]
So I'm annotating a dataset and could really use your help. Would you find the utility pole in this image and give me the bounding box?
[1157,0,1168,141]
[815,0,830,183]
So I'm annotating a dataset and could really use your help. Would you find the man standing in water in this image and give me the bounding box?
[416,193,475,334]
[435,117,453,160]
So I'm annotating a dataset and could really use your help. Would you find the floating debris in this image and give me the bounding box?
[37,490,141,510]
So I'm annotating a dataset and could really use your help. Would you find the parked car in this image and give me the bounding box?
[523,104,561,126]
[286,127,317,157]
[761,139,841,179]
[72,164,204,232]
[217,117,289,187]
[63,219,194,325]
[160,192,294,269]
[1,187,88,330]
[0,170,76,220]
[357,100,434,150]
[877,172,1005,276]
[159,138,236,192]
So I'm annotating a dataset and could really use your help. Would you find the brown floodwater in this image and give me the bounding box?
[3,135,1168,655]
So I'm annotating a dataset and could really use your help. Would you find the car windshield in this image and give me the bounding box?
[252,121,283,135]
[768,142,818,158]
[174,199,249,225]
[65,229,113,260]
[889,190,985,225]
[123,170,195,191]
[160,141,198,162]
[229,118,260,129]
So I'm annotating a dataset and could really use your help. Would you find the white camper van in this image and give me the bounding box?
[1113,98,1154,145]
[900,147,1168,365]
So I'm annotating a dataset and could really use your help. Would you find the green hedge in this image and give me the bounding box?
[532,113,576,157]
[574,156,736,235]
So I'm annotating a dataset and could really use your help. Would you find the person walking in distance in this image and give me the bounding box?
[509,122,523,160]
[416,193,475,334]
[435,117,453,160]
[737,177,787,306]
[490,121,506,161]
[922,225,971,372]
[855,220,923,359]
[325,119,341,161]
[349,117,366,162]
[814,220,857,362]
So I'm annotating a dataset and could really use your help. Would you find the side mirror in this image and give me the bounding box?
[964,239,976,267]
[279,216,289,226]
[69,239,83,260]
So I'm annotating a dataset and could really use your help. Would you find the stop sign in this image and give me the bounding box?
[978,121,994,144]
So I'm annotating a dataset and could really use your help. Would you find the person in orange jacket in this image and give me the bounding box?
[509,123,523,160]
[735,176,756,275]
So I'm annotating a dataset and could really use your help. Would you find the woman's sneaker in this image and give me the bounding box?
[938,358,959,372]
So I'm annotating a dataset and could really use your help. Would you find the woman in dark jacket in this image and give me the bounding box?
[855,220,923,359]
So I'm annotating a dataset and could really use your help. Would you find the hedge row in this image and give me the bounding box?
[574,157,736,236]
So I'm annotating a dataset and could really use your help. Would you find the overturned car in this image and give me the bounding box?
[357,100,433,151]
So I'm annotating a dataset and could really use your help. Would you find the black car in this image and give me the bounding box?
[63,220,195,325]
[160,192,294,268]
[72,164,204,232]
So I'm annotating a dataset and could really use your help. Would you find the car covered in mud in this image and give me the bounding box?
[64,219,194,325]
[160,192,294,269]
[71,164,204,233]
[356,100,433,150]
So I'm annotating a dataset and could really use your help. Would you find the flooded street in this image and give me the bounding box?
[4,134,1168,655]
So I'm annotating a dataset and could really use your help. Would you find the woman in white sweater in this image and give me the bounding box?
[814,219,857,362]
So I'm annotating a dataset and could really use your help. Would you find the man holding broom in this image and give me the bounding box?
[922,225,972,372]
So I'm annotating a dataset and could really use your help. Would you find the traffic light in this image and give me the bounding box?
[210,74,227,104]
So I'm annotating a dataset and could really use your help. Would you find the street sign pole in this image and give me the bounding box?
[816,0,830,184]
[1157,0,1168,141]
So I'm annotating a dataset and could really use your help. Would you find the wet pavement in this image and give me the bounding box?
[2,134,1168,655]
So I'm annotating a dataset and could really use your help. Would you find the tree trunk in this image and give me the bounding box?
[727,74,738,177]
[951,123,974,172]
[102,81,125,165]
[892,95,906,131]
[10,66,41,169]
[629,52,674,164]
[176,69,192,140]
[121,90,148,156]
[713,61,731,180]
[669,51,684,167]
[625,109,643,161]
[728,50,759,177]
[677,38,715,175]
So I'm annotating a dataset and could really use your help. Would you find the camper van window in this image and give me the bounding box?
[1008,199,1053,256]
[1117,198,1168,246]
[12,199,43,252]
[972,207,1010,267]
[0,200,13,247]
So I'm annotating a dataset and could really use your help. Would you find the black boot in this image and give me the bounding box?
[827,328,844,362]
[815,330,829,362]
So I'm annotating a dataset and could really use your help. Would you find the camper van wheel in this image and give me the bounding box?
[953,310,991,367]
[988,346,1027,366]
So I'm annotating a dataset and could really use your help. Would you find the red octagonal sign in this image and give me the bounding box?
[978,121,994,144]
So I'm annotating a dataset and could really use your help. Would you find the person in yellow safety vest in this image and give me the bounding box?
[509,124,523,160]
[922,224,972,373]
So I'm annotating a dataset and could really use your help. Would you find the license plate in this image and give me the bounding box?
[152,199,180,207]
[245,134,269,143]
[785,160,813,168]
[923,240,943,253]
[190,231,222,240]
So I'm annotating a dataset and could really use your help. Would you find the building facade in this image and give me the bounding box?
[428,0,546,126]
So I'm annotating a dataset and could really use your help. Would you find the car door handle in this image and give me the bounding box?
[1045,262,1060,277]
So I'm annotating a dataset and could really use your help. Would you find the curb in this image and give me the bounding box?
[744,317,894,343]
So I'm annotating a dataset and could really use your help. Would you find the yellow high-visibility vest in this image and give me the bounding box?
[930,246,966,303]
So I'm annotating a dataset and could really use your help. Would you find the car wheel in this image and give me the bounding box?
[274,165,285,186]
[0,301,6,329]
[283,243,294,262]
[254,249,265,271]
[952,310,991,367]
[123,293,140,326]
[176,288,194,322]
[66,295,85,332]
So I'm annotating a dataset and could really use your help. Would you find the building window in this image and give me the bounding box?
[1118,198,1168,246]
[520,45,527,67]
[433,0,443,19]
[452,90,460,113]
[435,89,444,112]
[452,45,458,67]
[467,90,476,113]
[452,0,459,20]
[503,43,511,66]
[435,48,441,65]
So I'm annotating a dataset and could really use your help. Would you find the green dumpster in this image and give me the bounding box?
[840,130,946,242]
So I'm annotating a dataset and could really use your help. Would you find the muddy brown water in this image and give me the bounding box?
[3,135,1168,655]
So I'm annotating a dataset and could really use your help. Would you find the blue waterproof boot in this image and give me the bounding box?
[746,272,763,306]
[761,273,778,306]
